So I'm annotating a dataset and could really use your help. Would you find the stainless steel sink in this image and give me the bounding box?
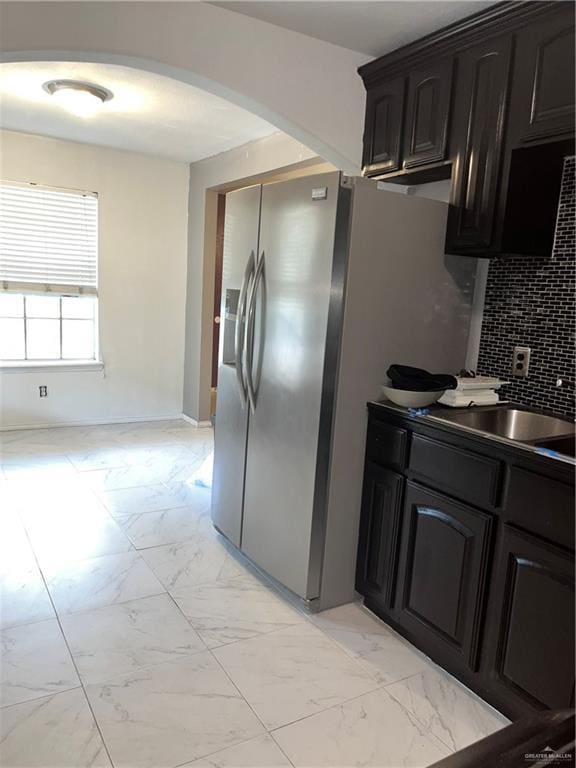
[433,406,575,443]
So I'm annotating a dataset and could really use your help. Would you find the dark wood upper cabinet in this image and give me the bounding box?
[403,59,453,169]
[363,77,405,175]
[358,2,575,257]
[396,482,493,674]
[484,526,575,716]
[513,3,575,144]
[445,36,512,255]
[355,462,404,611]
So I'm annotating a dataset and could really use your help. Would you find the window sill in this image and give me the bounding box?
[0,361,104,374]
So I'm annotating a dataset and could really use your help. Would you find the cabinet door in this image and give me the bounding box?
[363,77,405,175]
[484,526,575,717]
[445,36,512,254]
[403,59,453,169]
[396,483,493,672]
[514,5,575,143]
[355,462,404,610]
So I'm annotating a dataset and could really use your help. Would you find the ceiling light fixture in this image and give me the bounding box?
[43,79,113,118]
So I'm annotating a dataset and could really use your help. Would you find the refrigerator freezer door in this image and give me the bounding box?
[212,184,261,547]
[241,172,342,600]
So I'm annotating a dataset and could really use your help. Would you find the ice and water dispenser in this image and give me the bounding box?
[222,288,240,365]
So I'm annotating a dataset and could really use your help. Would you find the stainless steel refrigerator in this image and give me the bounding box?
[212,171,474,610]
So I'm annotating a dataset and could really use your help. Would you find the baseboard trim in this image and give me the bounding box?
[0,414,184,432]
[181,413,213,428]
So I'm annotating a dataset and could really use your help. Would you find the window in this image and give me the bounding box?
[0,181,99,363]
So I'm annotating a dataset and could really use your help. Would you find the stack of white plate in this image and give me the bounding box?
[438,376,508,407]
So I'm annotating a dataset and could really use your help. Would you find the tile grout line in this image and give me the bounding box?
[110,553,297,765]
[5,500,117,768]
[169,732,296,768]
[369,685,458,756]
[205,643,296,763]
[0,684,83,713]
[2,424,459,766]
[165,585,306,652]
[0,426,208,764]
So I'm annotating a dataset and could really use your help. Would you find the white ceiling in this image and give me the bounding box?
[0,61,277,163]
[213,1,496,57]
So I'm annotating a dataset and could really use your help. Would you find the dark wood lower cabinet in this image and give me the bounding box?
[355,463,403,611]
[484,525,575,715]
[396,483,493,674]
[356,405,575,721]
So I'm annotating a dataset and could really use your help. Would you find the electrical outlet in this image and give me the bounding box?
[512,346,531,377]
[39,385,48,398]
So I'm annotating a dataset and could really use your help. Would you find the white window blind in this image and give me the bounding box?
[0,181,98,296]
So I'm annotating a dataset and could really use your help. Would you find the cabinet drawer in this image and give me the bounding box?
[366,420,408,471]
[504,467,574,551]
[409,434,500,507]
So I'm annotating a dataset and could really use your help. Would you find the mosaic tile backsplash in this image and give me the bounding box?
[477,155,575,419]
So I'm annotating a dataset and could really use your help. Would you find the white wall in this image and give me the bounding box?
[0,130,189,429]
[0,1,369,172]
[183,132,327,421]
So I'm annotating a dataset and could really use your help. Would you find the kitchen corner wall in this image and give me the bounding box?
[477,156,575,419]
[0,131,189,429]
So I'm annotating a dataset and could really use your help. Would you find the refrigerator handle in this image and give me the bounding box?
[235,250,255,407]
[245,250,265,414]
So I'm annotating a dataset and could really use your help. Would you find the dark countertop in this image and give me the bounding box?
[368,400,576,467]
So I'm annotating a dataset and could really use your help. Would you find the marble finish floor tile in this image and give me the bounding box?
[0,688,111,767]
[1,458,77,478]
[66,448,130,471]
[0,422,507,768]
[25,509,133,569]
[309,601,393,635]
[325,626,432,686]
[185,433,214,459]
[0,510,34,558]
[140,531,243,591]
[386,667,510,752]
[43,550,165,615]
[1,619,80,707]
[14,482,106,524]
[171,576,304,648]
[1,555,55,630]
[81,458,203,492]
[81,463,176,492]
[164,480,213,510]
[121,444,204,466]
[0,436,63,455]
[213,623,378,729]
[61,594,206,684]
[116,505,208,549]
[272,686,451,767]
[187,735,292,767]
[85,652,264,768]
[99,483,194,516]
